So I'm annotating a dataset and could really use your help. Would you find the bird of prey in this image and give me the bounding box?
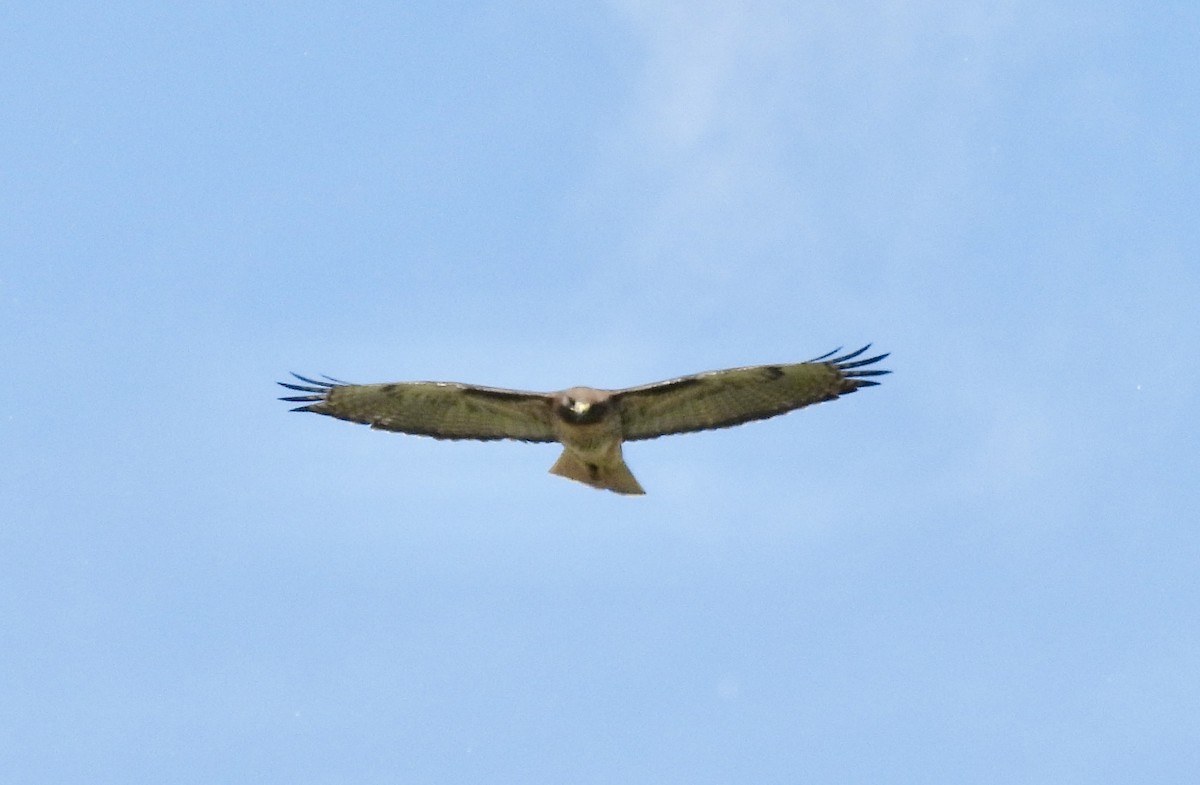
[278,345,889,495]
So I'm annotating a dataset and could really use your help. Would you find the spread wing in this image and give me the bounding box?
[278,375,558,442]
[612,345,890,441]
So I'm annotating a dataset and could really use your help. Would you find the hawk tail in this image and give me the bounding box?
[549,450,646,496]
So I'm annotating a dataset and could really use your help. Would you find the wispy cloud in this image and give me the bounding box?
[576,2,1032,337]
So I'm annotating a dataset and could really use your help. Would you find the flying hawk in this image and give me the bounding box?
[278,345,889,495]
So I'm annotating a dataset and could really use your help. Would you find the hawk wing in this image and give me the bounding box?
[612,345,889,441]
[278,375,558,442]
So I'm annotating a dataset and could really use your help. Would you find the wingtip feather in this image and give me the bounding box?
[289,372,339,388]
[278,381,325,393]
[279,372,348,411]
[807,346,843,363]
[817,344,891,387]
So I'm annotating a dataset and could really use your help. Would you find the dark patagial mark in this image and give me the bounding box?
[463,386,537,402]
[621,376,703,398]
[761,365,785,381]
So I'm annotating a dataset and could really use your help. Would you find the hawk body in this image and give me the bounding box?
[279,345,889,494]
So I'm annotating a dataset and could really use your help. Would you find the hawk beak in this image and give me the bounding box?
[571,400,591,415]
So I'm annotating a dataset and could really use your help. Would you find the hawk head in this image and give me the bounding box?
[554,388,612,425]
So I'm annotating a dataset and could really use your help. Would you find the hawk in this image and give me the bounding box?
[278,345,889,495]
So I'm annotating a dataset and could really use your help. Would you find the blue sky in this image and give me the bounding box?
[3,2,1198,782]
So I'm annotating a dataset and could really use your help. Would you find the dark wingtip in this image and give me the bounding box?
[289,372,340,388]
[821,344,874,364]
[832,345,870,363]
[278,372,348,409]
[278,382,323,393]
[839,352,889,370]
[817,344,891,385]
[807,346,844,363]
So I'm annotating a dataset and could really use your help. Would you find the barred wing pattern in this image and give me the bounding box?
[613,346,889,441]
[278,375,558,442]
